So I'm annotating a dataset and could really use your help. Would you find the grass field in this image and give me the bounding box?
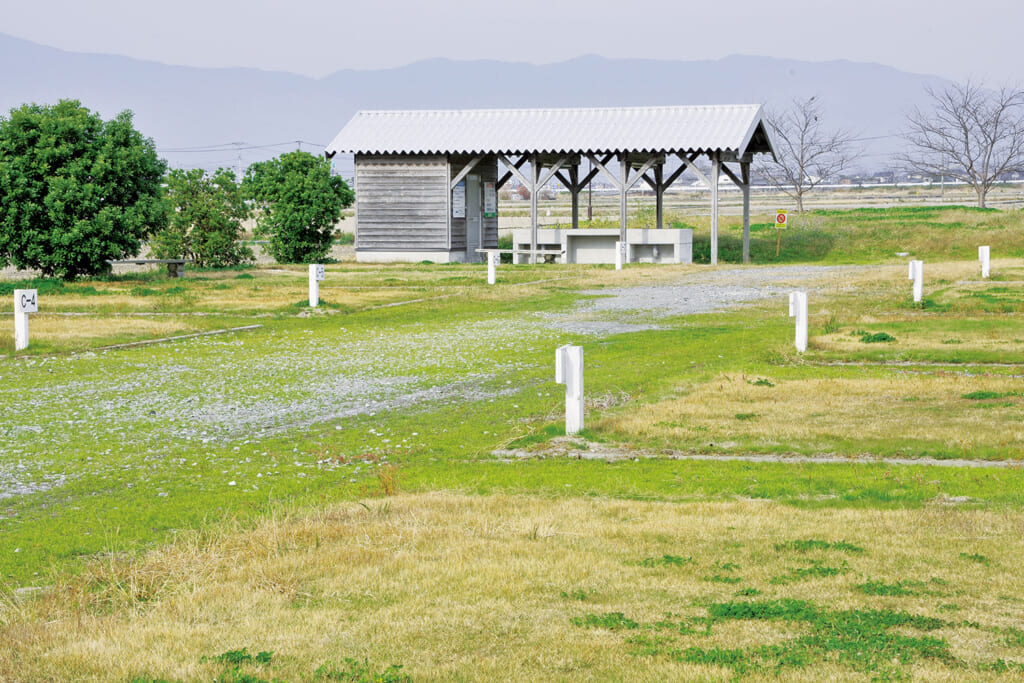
[2,206,1024,681]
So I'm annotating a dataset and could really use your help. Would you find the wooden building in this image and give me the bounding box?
[325,105,776,264]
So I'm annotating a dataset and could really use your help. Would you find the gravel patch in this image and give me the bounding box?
[540,264,859,335]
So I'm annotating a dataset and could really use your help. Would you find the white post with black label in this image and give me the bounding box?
[788,291,808,353]
[909,260,923,303]
[14,289,37,351]
[487,251,499,285]
[555,344,584,435]
[309,264,325,307]
[979,246,990,278]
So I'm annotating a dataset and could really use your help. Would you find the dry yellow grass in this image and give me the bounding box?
[3,315,197,344]
[2,493,1022,681]
[601,372,1024,454]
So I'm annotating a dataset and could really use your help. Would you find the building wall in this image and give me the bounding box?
[354,154,449,252]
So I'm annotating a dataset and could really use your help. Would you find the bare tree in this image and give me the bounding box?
[901,81,1024,208]
[755,96,859,212]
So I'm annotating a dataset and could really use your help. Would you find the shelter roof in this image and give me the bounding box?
[325,105,775,159]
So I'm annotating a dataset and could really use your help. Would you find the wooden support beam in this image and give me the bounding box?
[710,152,721,266]
[623,155,659,191]
[537,156,568,189]
[719,162,743,188]
[619,152,629,255]
[497,154,530,188]
[655,164,664,230]
[449,155,484,190]
[529,153,539,265]
[675,152,711,188]
[587,152,622,190]
[741,161,751,265]
[554,170,573,190]
[569,165,580,229]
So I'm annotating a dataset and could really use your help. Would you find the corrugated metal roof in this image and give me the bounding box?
[325,105,774,158]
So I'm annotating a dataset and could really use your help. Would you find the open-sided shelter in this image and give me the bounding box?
[324,105,775,264]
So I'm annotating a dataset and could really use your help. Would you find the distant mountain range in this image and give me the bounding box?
[1,33,950,175]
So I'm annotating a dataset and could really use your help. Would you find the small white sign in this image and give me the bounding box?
[483,181,497,218]
[15,289,38,314]
[314,264,325,281]
[452,180,466,218]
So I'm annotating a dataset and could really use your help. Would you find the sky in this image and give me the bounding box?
[3,0,1022,84]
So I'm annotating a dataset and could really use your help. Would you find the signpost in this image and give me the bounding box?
[775,209,788,257]
[555,345,584,435]
[909,259,925,301]
[309,264,325,307]
[487,251,500,285]
[14,289,37,351]
[788,291,808,353]
[979,246,991,278]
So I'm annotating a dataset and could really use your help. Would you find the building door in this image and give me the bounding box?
[466,174,482,262]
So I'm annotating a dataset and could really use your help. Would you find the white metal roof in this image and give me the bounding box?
[325,105,775,158]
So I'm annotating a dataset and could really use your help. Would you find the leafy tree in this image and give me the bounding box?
[0,99,167,279]
[242,150,353,263]
[154,167,253,267]
[901,81,1024,208]
[755,96,859,212]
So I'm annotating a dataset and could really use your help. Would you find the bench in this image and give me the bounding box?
[108,259,189,277]
[475,248,565,264]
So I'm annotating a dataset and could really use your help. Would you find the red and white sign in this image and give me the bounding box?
[775,210,788,230]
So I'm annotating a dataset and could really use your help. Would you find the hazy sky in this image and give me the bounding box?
[4,0,1021,83]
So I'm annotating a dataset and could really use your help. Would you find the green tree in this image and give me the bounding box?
[0,99,167,279]
[154,167,253,268]
[243,150,353,263]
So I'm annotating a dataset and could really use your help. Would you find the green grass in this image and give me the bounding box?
[3,206,1024,590]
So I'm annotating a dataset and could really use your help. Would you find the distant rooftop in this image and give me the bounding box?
[325,105,775,158]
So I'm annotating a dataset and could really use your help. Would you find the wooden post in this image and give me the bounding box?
[655,164,664,230]
[710,153,721,266]
[570,165,580,229]
[619,152,628,266]
[529,153,539,265]
[741,161,751,264]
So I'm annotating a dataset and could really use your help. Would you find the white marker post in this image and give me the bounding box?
[979,246,991,279]
[555,344,584,435]
[788,291,808,353]
[614,241,623,270]
[14,289,38,351]
[909,260,923,303]
[487,251,499,285]
[309,264,325,307]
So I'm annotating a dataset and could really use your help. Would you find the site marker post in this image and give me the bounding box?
[309,264,325,307]
[614,241,624,271]
[788,291,808,353]
[555,344,584,435]
[487,251,499,285]
[14,289,37,351]
[909,260,923,303]
[979,246,991,278]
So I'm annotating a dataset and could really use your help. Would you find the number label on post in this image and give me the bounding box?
[314,265,325,281]
[15,289,38,314]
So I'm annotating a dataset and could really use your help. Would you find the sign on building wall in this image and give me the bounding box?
[452,180,466,218]
[483,182,497,218]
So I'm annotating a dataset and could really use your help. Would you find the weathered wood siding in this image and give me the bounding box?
[354,154,448,251]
